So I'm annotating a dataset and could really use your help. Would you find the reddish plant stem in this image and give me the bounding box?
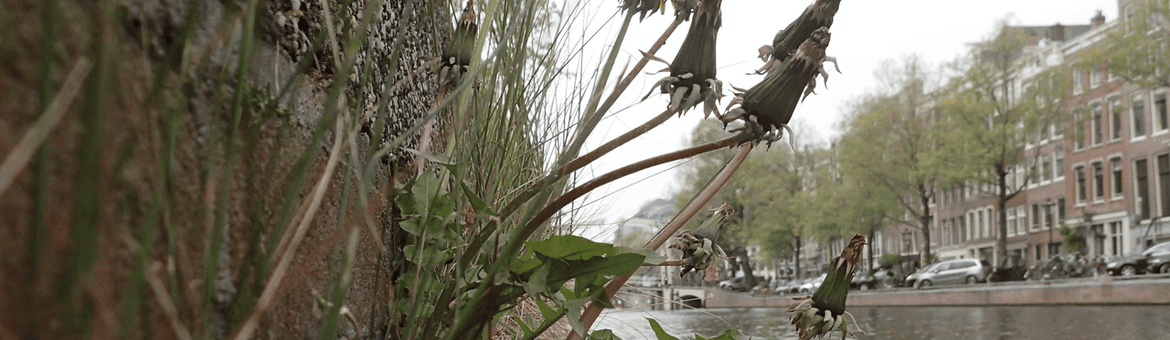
[566,143,754,340]
[496,16,686,222]
[520,135,741,239]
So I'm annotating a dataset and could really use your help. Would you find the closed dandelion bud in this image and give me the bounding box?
[644,0,724,118]
[787,234,866,340]
[757,0,840,75]
[670,202,732,278]
[439,0,477,83]
[620,0,663,21]
[723,27,838,148]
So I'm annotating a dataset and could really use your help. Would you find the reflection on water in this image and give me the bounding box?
[595,306,1170,339]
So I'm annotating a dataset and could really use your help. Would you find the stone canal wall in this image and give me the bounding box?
[700,279,1170,308]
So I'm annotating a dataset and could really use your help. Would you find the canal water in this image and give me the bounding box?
[595,306,1170,339]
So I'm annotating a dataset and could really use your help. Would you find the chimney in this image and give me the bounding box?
[1049,23,1066,41]
[1091,10,1105,28]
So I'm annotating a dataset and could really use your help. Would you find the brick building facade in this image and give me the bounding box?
[865,2,1170,270]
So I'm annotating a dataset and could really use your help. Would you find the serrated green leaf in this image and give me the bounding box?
[410,174,441,215]
[535,296,560,322]
[588,329,623,340]
[522,264,552,296]
[701,328,748,340]
[618,246,669,265]
[459,180,496,215]
[564,297,589,337]
[588,286,614,308]
[527,235,616,260]
[400,219,421,235]
[545,253,645,283]
[646,318,680,340]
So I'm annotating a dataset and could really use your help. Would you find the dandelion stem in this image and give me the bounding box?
[567,142,754,340]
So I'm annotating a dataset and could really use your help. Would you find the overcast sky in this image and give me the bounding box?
[565,0,1118,241]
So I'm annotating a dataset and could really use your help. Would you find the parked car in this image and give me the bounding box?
[850,270,876,290]
[909,259,991,289]
[986,255,1027,283]
[903,262,941,288]
[774,278,808,295]
[1106,241,1170,276]
[718,276,751,292]
[798,274,827,294]
[1146,242,1170,274]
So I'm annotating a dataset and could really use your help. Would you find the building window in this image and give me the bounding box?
[1156,92,1169,132]
[1018,206,1027,234]
[1035,244,1043,261]
[1132,93,1147,137]
[1057,198,1066,225]
[1041,154,1053,182]
[1055,149,1065,180]
[973,210,982,239]
[1031,204,1040,231]
[1090,70,1102,88]
[1094,162,1105,201]
[1091,102,1103,145]
[1109,222,1123,256]
[1008,212,1016,235]
[1075,166,1086,203]
[1159,154,1170,217]
[1110,96,1123,140]
[960,216,967,242]
[1137,159,1151,220]
[1044,203,1054,229]
[1028,158,1038,184]
[1111,158,1123,198]
[1073,69,1084,92]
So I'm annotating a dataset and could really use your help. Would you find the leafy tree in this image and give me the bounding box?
[1081,2,1170,89]
[936,22,1074,266]
[672,121,840,280]
[838,55,944,265]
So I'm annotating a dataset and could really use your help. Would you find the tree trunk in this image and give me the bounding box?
[738,248,757,288]
[868,221,878,272]
[920,193,933,264]
[794,237,803,279]
[995,165,1010,269]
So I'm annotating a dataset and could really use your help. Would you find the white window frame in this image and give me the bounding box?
[1154,89,1170,134]
[1131,91,1148,140]
[1110,156,1124,200]
[1054,148,1065,181]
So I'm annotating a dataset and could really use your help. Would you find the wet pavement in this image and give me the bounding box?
[595,305,1170,339]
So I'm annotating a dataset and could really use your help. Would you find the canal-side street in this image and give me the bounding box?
[596,305,1170,340]
[602,276,1170,338]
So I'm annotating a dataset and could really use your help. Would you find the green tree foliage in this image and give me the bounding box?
[672,120,845,279]
[936,21,1074,265]
[1081,2,1170,89]
[837,55,943,265]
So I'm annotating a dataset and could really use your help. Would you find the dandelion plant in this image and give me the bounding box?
[723,27,839,148]
[643,0,723,118]
[788,234,867,340]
